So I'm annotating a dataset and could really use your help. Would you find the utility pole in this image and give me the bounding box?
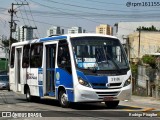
[138,26,141,63]
[22,25,37,41]
[8,2,28,50]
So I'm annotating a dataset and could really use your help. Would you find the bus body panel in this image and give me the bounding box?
[74,70,132,102]
[27,68,40,96]
[9,68,16,91]
[55,68,74,102]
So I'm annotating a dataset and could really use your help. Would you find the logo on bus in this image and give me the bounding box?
[27,72,37,80]
[56,72,60,80]
[106,83,110,87]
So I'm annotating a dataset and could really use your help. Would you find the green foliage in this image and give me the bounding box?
[0,59,8,71]
[142,55,156,68]
[131,63,138,76]
[2,38,18,47]
[136,25,159,31]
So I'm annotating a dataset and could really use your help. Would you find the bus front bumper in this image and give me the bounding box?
[74,84,132,102]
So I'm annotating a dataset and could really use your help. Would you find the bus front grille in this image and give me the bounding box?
[96,91,120,99]
[92,82,122,89]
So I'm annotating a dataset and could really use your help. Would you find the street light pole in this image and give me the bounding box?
[138,27,141,62]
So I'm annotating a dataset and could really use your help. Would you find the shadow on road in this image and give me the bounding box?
[1,91,142,111]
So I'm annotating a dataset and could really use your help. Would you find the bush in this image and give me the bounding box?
[131,63,138,77]
[0,59,8,71]
[141,55,156,68]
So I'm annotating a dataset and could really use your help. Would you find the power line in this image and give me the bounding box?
[29,0,104,24]
[82,0,123,6]
[45,0,127,12]
[15,0,26,25]
[26,0,40,38]
[19,0,31,26]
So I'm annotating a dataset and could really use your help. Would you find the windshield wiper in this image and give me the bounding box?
[107,54,121,72]
[102,47,121,72]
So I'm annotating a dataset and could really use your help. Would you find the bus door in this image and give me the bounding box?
[15,47,22,92]
[45,42,57,96]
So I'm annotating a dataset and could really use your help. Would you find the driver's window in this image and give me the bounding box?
[57,40,72,74]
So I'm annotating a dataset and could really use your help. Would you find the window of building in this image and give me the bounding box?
[50,30,53,35]
[22,44,30,68]
[10,47,15,68]
[30,43,43,68]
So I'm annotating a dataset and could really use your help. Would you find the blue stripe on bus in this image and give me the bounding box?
[40,36,67,42]
[39,86,43,97]
[38,68,43,97]
[76,70,108,89]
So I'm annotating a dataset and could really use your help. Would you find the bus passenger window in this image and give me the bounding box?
[10,47,15,68]
[30,43,43,68]
[22,45,30,68]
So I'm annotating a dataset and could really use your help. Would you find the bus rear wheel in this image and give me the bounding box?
[26,88,32,102]
[59,90,70,108]
[105,101,119,108]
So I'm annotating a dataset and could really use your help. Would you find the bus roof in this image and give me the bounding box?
[11,33,118,47]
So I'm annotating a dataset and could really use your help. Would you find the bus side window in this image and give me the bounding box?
[57,40,72,74]
[22,45,30,68]
[30,43,43,68]
[10,47,15,68]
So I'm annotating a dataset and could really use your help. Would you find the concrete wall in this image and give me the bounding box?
[133,65,159,98]
[128,31,160,62]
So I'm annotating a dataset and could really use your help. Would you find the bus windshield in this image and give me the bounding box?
[71,36,129,70]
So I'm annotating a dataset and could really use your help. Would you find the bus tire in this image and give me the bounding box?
[26,88,32,102]
[59,90,70,108]
[105,101,119,108]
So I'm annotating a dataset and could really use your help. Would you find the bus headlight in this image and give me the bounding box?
[123,77,131,87]
[78,77,92,88]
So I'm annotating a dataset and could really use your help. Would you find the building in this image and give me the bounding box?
[47,26,64,36]
[128,31,160,63]
[15,25,36,41]
[96,24,113,35]
[115,21,160,44]
[68,27,85,34]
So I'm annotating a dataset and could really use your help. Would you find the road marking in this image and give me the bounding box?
[142,108,156,112]
[121,105,156,111]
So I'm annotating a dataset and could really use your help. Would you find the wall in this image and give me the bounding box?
[128,31,160,62]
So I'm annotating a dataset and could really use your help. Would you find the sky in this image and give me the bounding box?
[0,0,160,38]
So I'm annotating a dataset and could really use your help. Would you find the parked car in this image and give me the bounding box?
[0,75,10,90]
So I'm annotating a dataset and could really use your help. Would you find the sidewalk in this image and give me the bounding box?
[120,95,160,111]
[131,95,160,105]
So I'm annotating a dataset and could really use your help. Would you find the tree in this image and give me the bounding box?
[136,25,159,31]
[142,55,156,68]
[2,38,18,48]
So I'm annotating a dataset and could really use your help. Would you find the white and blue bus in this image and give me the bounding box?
[9,33,132,108]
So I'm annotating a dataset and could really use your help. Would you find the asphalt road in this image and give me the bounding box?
[0,90,159,120]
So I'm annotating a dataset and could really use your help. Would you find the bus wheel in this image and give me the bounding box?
[26,88,32,102]
[105,101,119,108]
[59,90,70,108]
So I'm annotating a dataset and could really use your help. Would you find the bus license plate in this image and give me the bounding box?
[103,97,113,101]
